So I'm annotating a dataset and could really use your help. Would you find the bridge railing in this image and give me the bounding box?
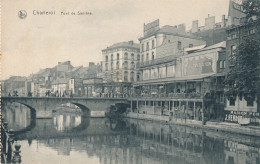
[1,118,22,164]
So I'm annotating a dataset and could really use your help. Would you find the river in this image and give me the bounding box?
[2,103,260,164]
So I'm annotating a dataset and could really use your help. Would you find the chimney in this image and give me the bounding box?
[205,16,215,30]
[89,62,95,67]
[128,41,134,45]
[192,20,199,33]
[222,15,226,27]
[178,24,186,33]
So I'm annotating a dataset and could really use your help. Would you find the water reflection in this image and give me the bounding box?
[2,104,260,164]
[2,103,34,132]
[53,114,82,132]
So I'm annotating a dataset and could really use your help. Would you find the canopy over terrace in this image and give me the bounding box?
[133,73,221,86]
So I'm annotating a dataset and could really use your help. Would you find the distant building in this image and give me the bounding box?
[101,41,140,98]
[2,76,27,96]
[51,78,69,97]
[82,78,103,97]
[68,78,83,96]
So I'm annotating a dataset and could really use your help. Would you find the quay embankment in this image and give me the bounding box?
[125,112,260,137]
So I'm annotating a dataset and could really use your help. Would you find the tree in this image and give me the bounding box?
[243,0,260,20]
[225,0,260,106]
[225,37,260,102]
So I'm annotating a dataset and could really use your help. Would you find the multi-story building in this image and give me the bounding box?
[225,19,260,124]
[131,40,227,123]
[2,76,27,96]
[139,19,206,65]
[101,41,140,97]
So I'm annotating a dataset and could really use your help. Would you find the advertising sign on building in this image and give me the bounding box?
[183,53,217,76]
[144,19,160,36]
[228,0,246,24]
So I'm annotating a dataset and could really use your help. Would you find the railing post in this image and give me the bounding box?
[7,129,15,162]
[12,144,22,164]
[3,122,8,153]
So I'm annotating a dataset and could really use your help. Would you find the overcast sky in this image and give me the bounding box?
[2,0,230,80]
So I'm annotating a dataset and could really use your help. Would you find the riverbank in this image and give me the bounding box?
[125,112,260,137]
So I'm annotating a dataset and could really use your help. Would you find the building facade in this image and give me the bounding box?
[101,41,140,98]
[225,19,260,124]
[131,41,227,123]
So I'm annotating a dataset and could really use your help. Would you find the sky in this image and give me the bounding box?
[2,0,230,80]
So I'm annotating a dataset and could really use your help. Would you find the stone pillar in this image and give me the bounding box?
[202,101,205,125]
[193,101,196,120]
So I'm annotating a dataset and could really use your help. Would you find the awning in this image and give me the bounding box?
[133,73,224,86]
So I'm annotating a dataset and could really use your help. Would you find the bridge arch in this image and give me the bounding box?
[2,97,128,118]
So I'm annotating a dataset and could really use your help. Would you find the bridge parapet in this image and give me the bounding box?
[2,97,128,118]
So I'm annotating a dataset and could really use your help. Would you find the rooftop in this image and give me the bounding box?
[103,41,139,51]
[139,25,202,40]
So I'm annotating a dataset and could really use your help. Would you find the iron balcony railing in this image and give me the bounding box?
[132,93,203,99]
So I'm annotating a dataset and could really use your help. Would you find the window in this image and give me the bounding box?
[116,61,119,69]
[124,53,128,60]
[137,54,140,62]
[131,53,134,61]
[124,71,128,81]
[131,62,135,69]
[116,72,119,81]
[130,71,134,82]
[189,44,193,48]
[178,41,182,50]
[124,61,128,69]
[231,33,237,39]
[105,63,108,71]
[248,28,256,35]
[117,53,119,60]
[111,62,113,70]
[231,45,237,60]
[223,60,226,68]
[229,97,236,106]
[105,55,108,62]
[141,54,144,63]
[146,53,149,61]
[111,54,113,61]
[152,52,155,61]
[152,40,155,49]
[146,42,149,51]
[219,61,223,68]
[137,72,141,81]
[220,93,225,103]
[142,44,144,52]
[247,99,254,106]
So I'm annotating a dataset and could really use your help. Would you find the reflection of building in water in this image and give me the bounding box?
[31,118,260,164]
[41,138,72,156]
[3,103,31,130]
[53,114,81,131]
[224,140,260,164]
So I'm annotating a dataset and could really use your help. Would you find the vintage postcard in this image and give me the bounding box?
[1,0,260,164]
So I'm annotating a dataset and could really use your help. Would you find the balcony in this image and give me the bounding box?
[132,93,203,100]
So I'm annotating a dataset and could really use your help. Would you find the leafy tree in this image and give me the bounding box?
[243,0,260,20]
[225,0,260,106]
[225,37,260,95]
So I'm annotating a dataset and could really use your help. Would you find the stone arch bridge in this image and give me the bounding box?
[1,97,127,118]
